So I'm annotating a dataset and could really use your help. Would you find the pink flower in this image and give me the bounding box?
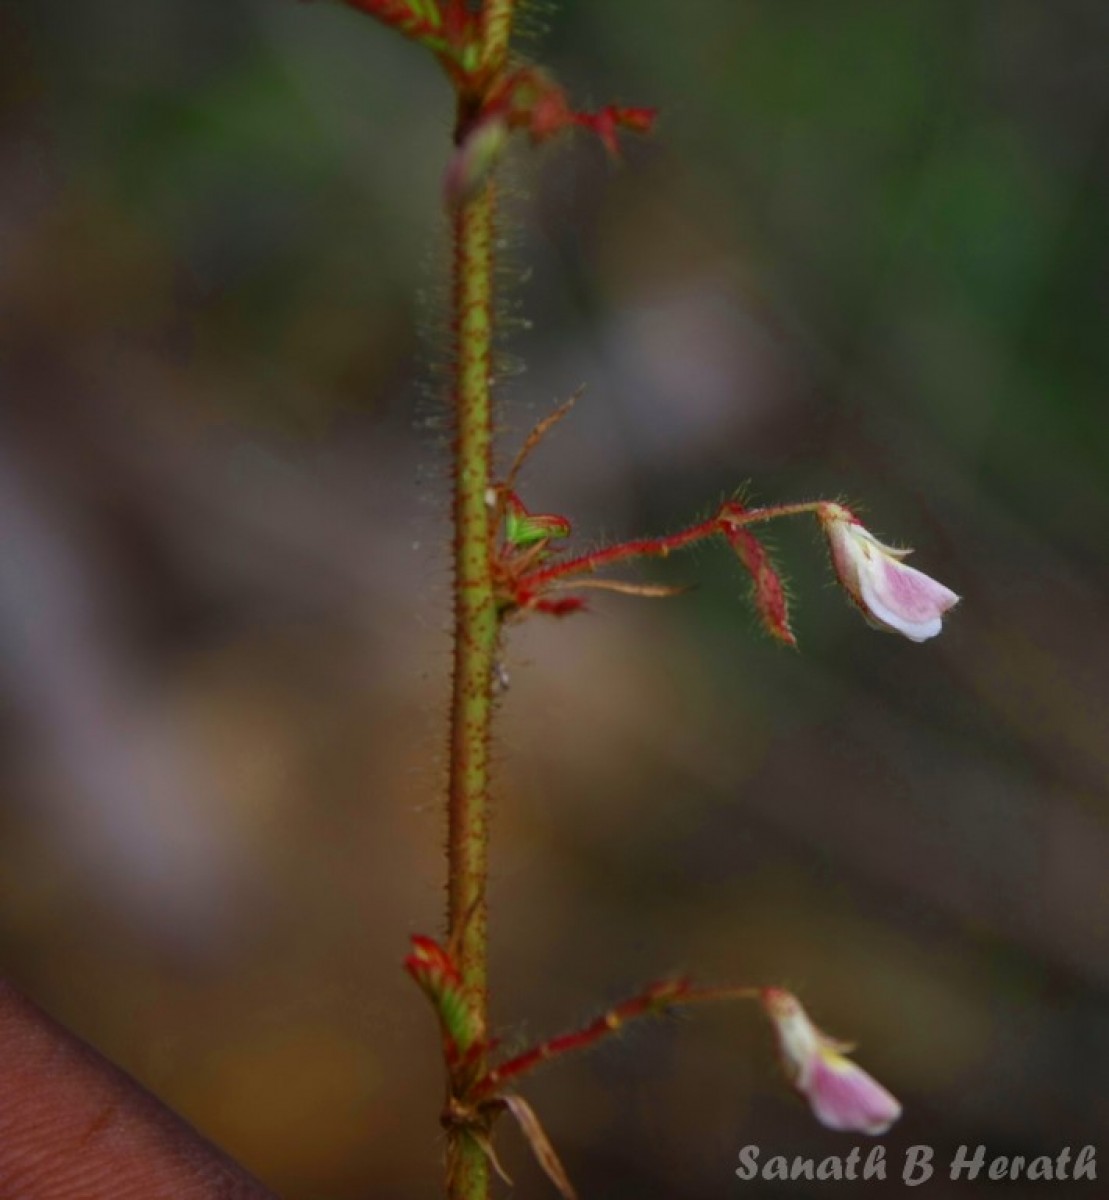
[819,503,959,642]
[761,988,902,1135]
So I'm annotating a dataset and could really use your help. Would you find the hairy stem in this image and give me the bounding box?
[479,0,515,76]
[524,516,723,588]
[445,4,517,1193]
[447,175,498,1199]
[521,500,828,590]
[472,982,760,1100]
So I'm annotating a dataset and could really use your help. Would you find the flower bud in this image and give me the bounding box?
[504,497,572,546]
[819,503,959,642]
[405,935,485,1062]
[444,116,510,209]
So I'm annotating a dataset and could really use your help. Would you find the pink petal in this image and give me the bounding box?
[804,1053,902,1135]
[858,554,959,643]
[820,506,959,642]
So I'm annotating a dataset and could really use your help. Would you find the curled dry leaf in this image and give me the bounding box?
[502,1092,579,1200]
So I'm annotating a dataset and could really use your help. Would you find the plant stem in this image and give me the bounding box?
[471,981,761,1100]
[521,501,828,590]
[446,166,498,1200]
[479,0,515,75]
[524,516,723,588]
[445,5,515,1193]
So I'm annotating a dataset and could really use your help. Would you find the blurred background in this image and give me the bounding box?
[1,0,1107,1196]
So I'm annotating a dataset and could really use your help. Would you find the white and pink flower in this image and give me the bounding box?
[819,503,959,642]
[761,988,902,1135]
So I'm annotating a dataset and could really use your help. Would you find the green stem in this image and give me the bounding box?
[446,170,498,1200]
[479,0,515,76]
[445,7,513,1194]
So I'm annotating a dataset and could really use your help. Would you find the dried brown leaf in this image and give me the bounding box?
[503,1093,578,1200]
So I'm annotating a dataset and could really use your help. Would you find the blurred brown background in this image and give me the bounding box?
[1,1,1107,1196]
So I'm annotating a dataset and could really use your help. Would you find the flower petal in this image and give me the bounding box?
[855,548,960,642]
[805,1051,903,1135]
[819,504,959,642]
[760,988,902,1136]
[761,988,820,1088]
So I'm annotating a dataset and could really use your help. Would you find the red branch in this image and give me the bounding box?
[518,500,827,594]
[337,0,479,82]
[478,67,657,152]
[522,515,722,590]
[339,0,443,42]
[471,979,761,1101]
[473,979,694,1099]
